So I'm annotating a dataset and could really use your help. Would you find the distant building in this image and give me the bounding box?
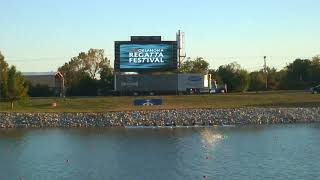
[22,72,64,96]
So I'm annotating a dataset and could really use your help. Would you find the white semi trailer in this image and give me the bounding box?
[114,73,211,95]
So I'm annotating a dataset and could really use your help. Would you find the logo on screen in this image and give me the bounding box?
[129,48,165,64]
[119,43,175,70]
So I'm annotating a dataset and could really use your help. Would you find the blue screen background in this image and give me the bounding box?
[120,44,174,69]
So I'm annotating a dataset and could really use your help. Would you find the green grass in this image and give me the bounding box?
[0,91,319,112]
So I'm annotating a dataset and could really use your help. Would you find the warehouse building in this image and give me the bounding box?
[22,72,64,96]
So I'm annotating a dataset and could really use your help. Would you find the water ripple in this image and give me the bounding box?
[0,124,320,179]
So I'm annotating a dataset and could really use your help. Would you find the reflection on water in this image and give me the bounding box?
[0,128,27,139]
[200,128,224,146]
[0,124,320,180]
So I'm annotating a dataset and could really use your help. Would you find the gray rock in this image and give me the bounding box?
[0,107,319,128]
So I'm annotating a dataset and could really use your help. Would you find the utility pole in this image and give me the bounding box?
[264,56,268,90]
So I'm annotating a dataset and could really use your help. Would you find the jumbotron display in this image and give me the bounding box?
[115,41,177,72]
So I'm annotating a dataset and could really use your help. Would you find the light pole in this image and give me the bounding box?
[264,56,268,90]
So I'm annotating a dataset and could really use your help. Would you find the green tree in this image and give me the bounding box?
[58,49,110,96]
[267,67,282,90]
[179,58,193,73]
[233,69,250,92]
[1,52,28,107]
[59,56,87,88]
[271,56,320,90]
[217,62,250,92]
[84,49,109,79]
[67,75,99,96]
[285,59,312,89]
[99,64,114,95]
[180,57,209,74]
[0,51,9,99]
[249,71,265,91]
[7,66,28,109]
[278,69,289,90]
[310,56,320,86]
[249,67,283,91]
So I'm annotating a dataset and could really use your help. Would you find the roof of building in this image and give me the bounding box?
[22,72,61,76]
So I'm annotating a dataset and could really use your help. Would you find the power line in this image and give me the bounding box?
[6,54,114,62]
[6,56,68,59]
[6,59,68,62]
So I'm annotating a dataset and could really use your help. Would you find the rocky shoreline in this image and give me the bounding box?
[0,107,320,128]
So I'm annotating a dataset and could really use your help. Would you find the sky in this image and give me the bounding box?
[1,0,319,72]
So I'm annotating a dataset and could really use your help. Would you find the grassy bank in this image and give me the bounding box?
[0,91,319,112]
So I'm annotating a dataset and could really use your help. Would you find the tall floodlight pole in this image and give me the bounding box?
[177,30,186,69]
[177,30,181,69]
[264,56,268,90]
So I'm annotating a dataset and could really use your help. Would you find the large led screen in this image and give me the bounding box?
[118,43,177,71]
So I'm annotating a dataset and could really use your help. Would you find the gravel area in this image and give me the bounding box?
[0,107,319,128]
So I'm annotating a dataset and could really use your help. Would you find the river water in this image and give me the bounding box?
[1,124,320,180]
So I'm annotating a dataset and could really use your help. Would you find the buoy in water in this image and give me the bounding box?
[203,175,208,179]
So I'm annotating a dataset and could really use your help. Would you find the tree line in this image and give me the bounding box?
[1,50,319,101]
[179,56,320,92]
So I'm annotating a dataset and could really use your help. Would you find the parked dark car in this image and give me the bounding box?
[210,87,226,94]
[310,85,320,94]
